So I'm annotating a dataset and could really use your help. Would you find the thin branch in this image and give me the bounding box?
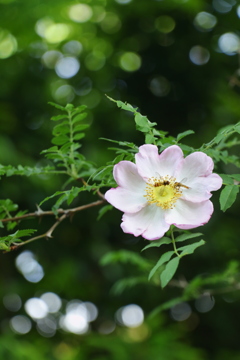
[1,199,105,224]
[7,199,105,251]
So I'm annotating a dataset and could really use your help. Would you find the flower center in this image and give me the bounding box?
[144,175,186,210]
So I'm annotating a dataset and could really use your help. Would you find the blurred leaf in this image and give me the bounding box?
[148,251,174,281]
[220,185,239,212]
[178,239,205,256]
[175,232,203,243]
[160,256,180,288]
[142,237,172,251]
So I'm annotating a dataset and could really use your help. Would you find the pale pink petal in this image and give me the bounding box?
[105,187,147,213]
[180,173,222,202]
[113,161,146,192]
[121,205,170,240]
[135,144,184,180]
[175,152,215,182]
[165,199,213,227]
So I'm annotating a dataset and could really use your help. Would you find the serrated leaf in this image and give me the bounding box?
[142,237,172,251]
[160,256,180,288]
[178,239,205,256]
[176,130,194,142]
[220,185,239,212]
[148,251,174,281]
[175,232,203,243]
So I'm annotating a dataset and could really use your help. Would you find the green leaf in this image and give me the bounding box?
[51,114,68,121]
[175,232,203,243]
[160,256,180,288]
[220,185,239,212]
[219,174,234,185]
[178,239,205,256]
[72,113,87,124]
[142,237,172,251]
[230,174,240,182]
[100,250,151,271]
[73,133,85,141]
[48,102,67,111]
[97,204,112,220]
[51,135,69,145]
[149,296,185,318]
[176,130,194,142]
[148,251,174,281]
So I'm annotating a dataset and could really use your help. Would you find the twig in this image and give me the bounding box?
[1,200,105,224]
[7,199,105,251]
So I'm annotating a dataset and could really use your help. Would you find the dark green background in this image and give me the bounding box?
[0,0,240,358]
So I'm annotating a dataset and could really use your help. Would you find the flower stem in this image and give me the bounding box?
[170,226,181,257]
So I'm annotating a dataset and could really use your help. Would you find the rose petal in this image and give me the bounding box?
[165,199,213,227]
[121,205,170,240]
[175,152,215,182]
[180,173,222,202]
[135,144,184,180]
[105,187,147,213]
[113,161,146,192]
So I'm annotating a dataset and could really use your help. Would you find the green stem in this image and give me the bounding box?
[68,109,78,179]
[170,227,181,257]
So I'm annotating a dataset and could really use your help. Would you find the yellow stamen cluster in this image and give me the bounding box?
[144,175,183,210]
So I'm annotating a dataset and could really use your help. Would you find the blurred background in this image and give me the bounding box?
[0,0,240,359]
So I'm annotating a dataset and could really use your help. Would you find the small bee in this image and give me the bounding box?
[174,178,190,189]
[174,182,190,189]
[154,180,170,187]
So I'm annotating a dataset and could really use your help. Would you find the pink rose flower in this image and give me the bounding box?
[105,145,222,240]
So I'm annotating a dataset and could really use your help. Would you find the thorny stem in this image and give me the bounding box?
[170,227,181,257]
[7,199,105,251]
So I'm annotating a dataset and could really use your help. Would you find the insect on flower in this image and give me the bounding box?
[105,144,222,240]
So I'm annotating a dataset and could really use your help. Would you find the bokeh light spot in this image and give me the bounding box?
[3,293,22,312]
[170,302,192,321]
[15,251,44,283]
[218,32,240,55]
[189,45,210,65]
[40,292,62,313]
[68,4,93,23]
[53,84,75,104]
[212,0,235,13]
[101,12,121,34]
[0,29,17,59]
[149,76,171,96]
[119,52,141,72]
[10,315,32,335]
[44,23,70,44]
[85,51,106,71]
[62,40,83,56]
[116,304,144,328]
[115,0,132,3]
[155,16,176,33]
[195,293,215,313]
[55,57,80,78]
[25,298,48,319]
[37,316,57,337]
[194,12,217,32]
[42,50,62,69]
